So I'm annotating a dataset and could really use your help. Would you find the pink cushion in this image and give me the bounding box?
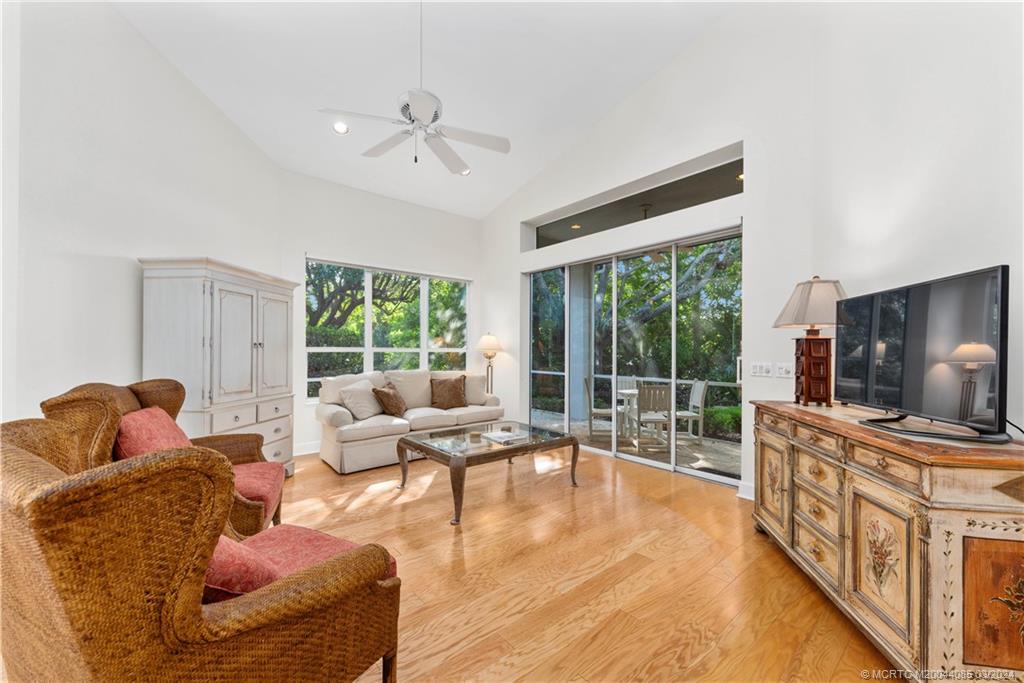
[114,406,191,459]
[242,524,398,580]
[233,462,285,522]
[204,534,281,603]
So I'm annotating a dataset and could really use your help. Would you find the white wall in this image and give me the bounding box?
[477,2,1022,499]
[5,3,482,453]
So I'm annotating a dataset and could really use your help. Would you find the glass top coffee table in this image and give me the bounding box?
[397,421,579,525]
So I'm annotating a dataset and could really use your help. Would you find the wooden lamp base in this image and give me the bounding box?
[794,328,832,407]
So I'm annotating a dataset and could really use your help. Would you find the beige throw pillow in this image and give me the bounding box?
[337,379,383,421]
[431,375,468,410]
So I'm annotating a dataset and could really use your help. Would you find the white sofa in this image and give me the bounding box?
[316,369,504,473]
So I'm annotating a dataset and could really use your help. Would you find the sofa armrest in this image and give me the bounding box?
[192,433,265,465]
[315,403,354,428]
[482,394,501,407]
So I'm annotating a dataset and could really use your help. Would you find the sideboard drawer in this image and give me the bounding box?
[794,447,842,496]
[258,396,292,422]
[794,519,840,591]
[212,404,258,433]
[794,482,840,540]
[793,422,839,458]
[848,441,923,495]
[757,410,789,435]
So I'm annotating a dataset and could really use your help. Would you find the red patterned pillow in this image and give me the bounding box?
[204,535,282,603]
[114,406,192,459]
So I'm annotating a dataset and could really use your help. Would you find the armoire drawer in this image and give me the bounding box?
[223,414,292,443]
[211,405,258,433]
[262,438,293,464]
[258,396,292,422]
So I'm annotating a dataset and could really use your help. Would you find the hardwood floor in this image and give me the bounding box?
[282,447,889,682]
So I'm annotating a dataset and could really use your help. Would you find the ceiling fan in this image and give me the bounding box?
[317,4,511,176]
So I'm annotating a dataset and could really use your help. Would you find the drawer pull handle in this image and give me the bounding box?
[274,406,280,413]
[875,457,889,470]
[809,503,822,517]
[809,543,824,560]
[273,451,281,458]
[808,433,820,443]
[273,427,282,434]
[233,415,240,423]
[808,463,822,477]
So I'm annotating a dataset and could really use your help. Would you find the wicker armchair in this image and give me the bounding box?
[41,379,281,536]
[0,418,400,682]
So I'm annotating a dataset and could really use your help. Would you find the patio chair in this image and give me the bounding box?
[677,380,708,445]
[583,376,618,439]
[633,382,672,452]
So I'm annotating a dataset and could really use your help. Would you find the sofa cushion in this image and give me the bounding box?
[431,372,487,405]
[431,375,468,410]
[233,462,286,521]
[319,371,386,404]
[384,369,432,409]
[372,382,407,417]
[204,534,282,603]
[337,379,383,420]
[336,414,410,443]
[114,406,192,459]
[403,406,458,430]
[243,524,398,580]
[446,405,505,425]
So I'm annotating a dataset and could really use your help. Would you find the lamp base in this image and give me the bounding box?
[794,333,832,407]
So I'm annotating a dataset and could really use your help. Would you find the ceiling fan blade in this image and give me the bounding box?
[437,125,511,154]
[362,130,413,157]
[425,134,470,175]
[318,108,407,126]
[408,90,437,123]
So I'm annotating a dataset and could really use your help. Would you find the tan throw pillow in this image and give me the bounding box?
[337,379,383,421]
[431,375,468,410]
[373,382,408,417]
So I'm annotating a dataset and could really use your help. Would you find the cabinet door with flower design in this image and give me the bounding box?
[754,427,792,545]
[845,472,922,666]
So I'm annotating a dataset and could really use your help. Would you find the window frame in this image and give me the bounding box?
[305,259,470,398]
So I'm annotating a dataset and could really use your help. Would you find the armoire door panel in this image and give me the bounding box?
[212,283,257,403]
[258,292,291,396]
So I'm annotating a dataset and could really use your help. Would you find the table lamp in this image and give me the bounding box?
[946,342,996,421]
[477,333,502,394]
[773,276,847,406]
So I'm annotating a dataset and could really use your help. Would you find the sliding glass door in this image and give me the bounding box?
[529,268,566,430]
[529,232,742,483]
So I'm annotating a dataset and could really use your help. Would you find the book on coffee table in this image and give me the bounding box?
[482,430,531,445]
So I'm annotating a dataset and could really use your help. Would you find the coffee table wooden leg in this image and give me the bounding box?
[570,439,580,487]
[449,456,466,525]
[397,443,408,489]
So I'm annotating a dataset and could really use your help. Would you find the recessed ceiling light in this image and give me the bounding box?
[736,173,744,181]
[571,224,582,230]
[332,121,350,136]
[460,168,471,176]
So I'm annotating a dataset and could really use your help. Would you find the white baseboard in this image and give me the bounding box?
[295,440,320,456]
[737,481,754,501]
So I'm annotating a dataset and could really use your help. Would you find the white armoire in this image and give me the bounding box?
[140,258,299,475]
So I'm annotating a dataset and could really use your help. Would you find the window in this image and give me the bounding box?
[305,259,468,397]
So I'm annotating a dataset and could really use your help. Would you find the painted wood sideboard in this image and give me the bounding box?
[752,401,1024,679]
[140,258,299,475]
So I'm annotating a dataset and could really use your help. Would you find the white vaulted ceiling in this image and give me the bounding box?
[118,2,724,218]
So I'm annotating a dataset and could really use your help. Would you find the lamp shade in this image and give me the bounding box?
[477,333,502,354]
[947,342,996,364]
[773,276,847,329]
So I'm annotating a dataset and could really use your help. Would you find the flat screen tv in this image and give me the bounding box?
[834,265,1009,442]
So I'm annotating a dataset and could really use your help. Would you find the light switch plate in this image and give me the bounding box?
[750,362,774,377]
[775,362,794,378]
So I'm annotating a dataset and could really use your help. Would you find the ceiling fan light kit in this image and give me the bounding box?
[317,5,510,176]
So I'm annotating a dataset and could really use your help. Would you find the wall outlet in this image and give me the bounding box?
[750,362,774,377]
[775,362,794,378]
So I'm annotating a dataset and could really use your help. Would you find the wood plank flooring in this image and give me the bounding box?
[282,447,889,682]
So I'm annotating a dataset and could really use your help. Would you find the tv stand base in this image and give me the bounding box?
[860,414,1011,444]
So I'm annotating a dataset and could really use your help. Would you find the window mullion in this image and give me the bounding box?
[364,270,373,372]
[420,277,429,370]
